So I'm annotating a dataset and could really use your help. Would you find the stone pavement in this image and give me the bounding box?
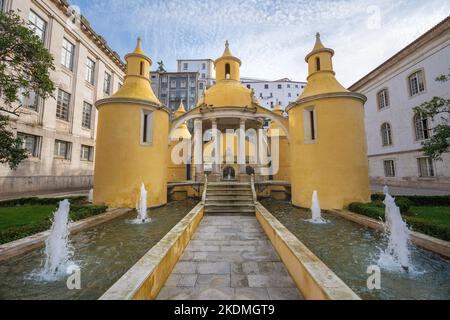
[157,215,303,300]
[0,189,89,201]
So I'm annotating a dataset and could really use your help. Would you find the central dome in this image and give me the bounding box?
[197,41,254,108]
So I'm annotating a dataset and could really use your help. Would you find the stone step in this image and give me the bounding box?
[206,196,253,201]
[208,182,251,186]
[205,203,255,207]
[205,208,255,214]
[206,187,252,192]
[204,211,255,216]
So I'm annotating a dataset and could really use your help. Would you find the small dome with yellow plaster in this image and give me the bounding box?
[109,37,161,105]
[199,41,253,108]
[296,33,348,101]
[170,101,191,140]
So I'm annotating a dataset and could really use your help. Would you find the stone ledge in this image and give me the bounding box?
[0,208,129,263]
[329,209,450,259]
[255,203,360,300]
[100,202,204,300]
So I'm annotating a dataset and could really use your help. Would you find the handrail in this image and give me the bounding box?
[250,174,257,204]
[201,174,208,204]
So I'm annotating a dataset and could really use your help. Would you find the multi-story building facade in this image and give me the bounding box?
[350,16,450,191]
[150,71,199,113]
[0,0,125,196]
[241,77,306,110]
[176,59,215,94]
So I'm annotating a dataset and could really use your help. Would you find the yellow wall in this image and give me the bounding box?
[289,97,370,209]
[94,104,168,208]
[273,137,290,181]
[167,140,188,182]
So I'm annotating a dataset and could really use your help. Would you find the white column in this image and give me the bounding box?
[212,118,221,173]
[193,119,203,178]
[238,118,246,174]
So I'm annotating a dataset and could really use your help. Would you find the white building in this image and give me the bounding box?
[0,0,125,196]
[350,16,450,191]
[176,59,215,95]
[241,77,306,111]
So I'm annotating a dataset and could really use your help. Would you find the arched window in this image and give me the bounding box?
[380,122,392,146]
[140,61,144,76]
[413,114,430,141]
[315,57,321,71]
[225,63,230,79]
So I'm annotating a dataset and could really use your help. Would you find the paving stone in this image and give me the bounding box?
[196,274,230,287]
[247,275,296,288]
[178,274,197,287]
[156,287,195,300]
[172,261,196,274]
[235,288,270,300]
[231,274,249,288]
[165,274,182,287]
[197,262,230,274]
[194,287,235,300]
[267,287,304,300]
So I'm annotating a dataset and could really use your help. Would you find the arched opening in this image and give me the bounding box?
[245,166,255,175]
[315,57,321,71]
[223,166,235,179]
[140,61,144,76]
[380,122,392,146]
[225,63,231,79]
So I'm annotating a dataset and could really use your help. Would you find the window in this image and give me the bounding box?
[170,80,176,88]
[140,61,144,76]
[270,101,274,108]
[287,84,290,88]
[303,107,316,142]
[288,93,291,98]
[61,38,75,70]
[80,145,93,161]
[103,72,111,95]
[295,85,299,88]
[246,85,251,89]
[17,133,41,157]
[199,83,204,90]
[85,58,95,84]
[141,110,154,144]
[278,84,282,89]
[202,63,206,70]
[0,0,4,11]
[380,122,393,146]
[417,157,434,177]
[225,63,230,79]
[183,63,188,70]
[82,102,92,129]
[56,89,70,121]
[21,91,39,112]
[54,140,71,160]
[409,70,425,96]
[414,114,431,141]
[316,57,321,71]
[29,10,46,42]
[180,80,187,88]
[377,89,390,110]
[264,84,269,89]
[383,160,396,177]
[201,73,206,79]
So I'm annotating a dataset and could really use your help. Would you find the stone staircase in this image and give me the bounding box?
[204,182,255,216]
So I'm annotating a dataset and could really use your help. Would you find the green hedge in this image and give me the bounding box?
[0,204,107,245]
[348,202,450,241]
[371,194,450,206]
[0,196,87,208]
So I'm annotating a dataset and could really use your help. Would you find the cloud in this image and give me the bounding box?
[71,0,449,86]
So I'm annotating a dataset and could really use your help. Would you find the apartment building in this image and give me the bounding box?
[0,0,125,195]
[241,77,306,110]
[350,16,450,191]
[176,59,215,94]
[150,71,199,113]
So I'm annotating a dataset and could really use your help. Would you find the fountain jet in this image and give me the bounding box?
[307,190,328,224]
[379,186,410,271]
[134,183,150,224]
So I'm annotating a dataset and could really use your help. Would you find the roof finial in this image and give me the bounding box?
[133,36,144,54]
[316,32,320,40]
[225,40,229,48]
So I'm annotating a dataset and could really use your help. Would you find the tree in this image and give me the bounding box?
[414,70,450,160]
[0,10,55,169]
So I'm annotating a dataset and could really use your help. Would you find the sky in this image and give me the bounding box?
[69,0,449,87]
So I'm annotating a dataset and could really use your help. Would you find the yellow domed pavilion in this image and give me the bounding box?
[94,36,370,210]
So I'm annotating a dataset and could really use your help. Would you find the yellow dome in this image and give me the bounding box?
[170,101,191,140]
[200,41,253,108]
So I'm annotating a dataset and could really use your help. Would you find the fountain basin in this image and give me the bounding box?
[260,199,450,300]
[0,199,197,299]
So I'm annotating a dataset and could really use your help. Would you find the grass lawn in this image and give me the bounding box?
[348,202,450,241]
[0,205,56,231]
